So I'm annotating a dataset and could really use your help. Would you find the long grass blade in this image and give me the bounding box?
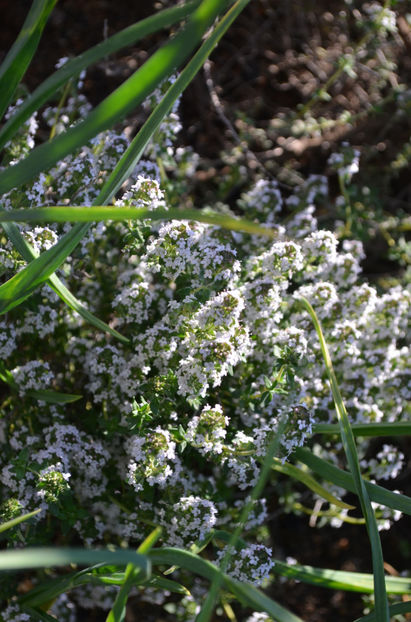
[0,548,149,573]
[0,0,57,120]
[0,206,279,236]
[293,448,411,516]
[271,560,411,594]
[298,296,389,622]
[0,0,229,196]
[272,457,355,510]
[313,422,411,437]
[0,1,204,150]
[149,548,303,622]
[0,509,41,534]
[354,601,411,622]
[105,527,161,622]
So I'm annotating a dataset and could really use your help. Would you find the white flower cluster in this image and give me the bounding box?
[217,543,275,586]
[0,86,409,617]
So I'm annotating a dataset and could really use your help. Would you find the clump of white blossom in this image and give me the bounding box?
[0,75,409,618]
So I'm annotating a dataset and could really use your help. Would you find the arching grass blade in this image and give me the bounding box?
[293,447,411,516]
[0,0,57,120]
[0,548,149,574]
[298,296,389,622]
[313,422,411,437]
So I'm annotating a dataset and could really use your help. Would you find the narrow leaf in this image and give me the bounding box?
[0,0,57,119]
[272,457,355,510]
[354,601,411,622]
[314,422,411,437]
[149,548,303,622]
[294,447,411,516]
[0,548,149,573]
[271,560,411,594]
[0,509,41,534]
[299,296,389,622]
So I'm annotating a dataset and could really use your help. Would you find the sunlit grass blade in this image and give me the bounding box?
[299,296,389,622]
[0,548,149,573]
[272,457,355,510]
[313,422,411,437]
[0,0,270,317]
[354,601,411,622]
[0,0,204,150]
[149,548,303,622]
[0,0,230,196]
[293,447,411,516]
[0,210,275,315]
[0,206,280,234]
[0,509,41,534]
[271,560,411,594]
[0,0,57,120]
[105,527,161,622]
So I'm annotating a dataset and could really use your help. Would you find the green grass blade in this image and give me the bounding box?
[0,209,275,315]
[271,560,411,594]
[293,448,411,516]
[0,509,41,534]
[0,548,149,573]
[1,220,129,343]
[272,457,355,510]
[0,205,279,234]
[299,296,389,622]
[149,548,303,622]
[313,422,411,437]
[0,0,229,196]
[0,0,57,120]
[0,1,203,150]
[21,608,57,622]
[105,528,160,622]
[354,602,411,622]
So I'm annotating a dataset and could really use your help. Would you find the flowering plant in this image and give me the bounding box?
[0,2,410,622]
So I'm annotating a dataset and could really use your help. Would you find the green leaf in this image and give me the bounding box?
[271,560,411,595]
[294,447,411,516]
[0,0,204,150]
[354,601,411,622]
[0,509,41,534]
[0,0,229,196]
[313,422,411,437]
[20,608,57,622]
[25,389,82,404]
[272,457,355,510]
[149,548,303,622]
[105,527,161,622]
[0,547,149,574]
[298,296,389,622]
[0,0,57,120]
